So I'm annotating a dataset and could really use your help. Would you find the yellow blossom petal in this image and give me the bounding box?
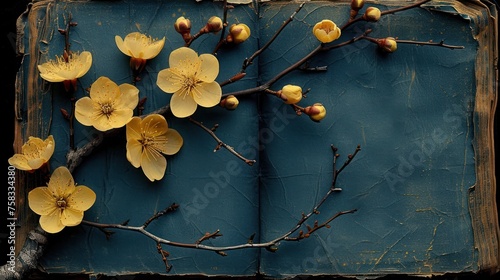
[28,187,59,216]
[126,117,143,168]
[198,54,219,82]
[118,83,140,109]
[313,20,341,43]
[40,211,65,233]
[61,208,84,227]
[74,97,94,126]
[89,77,120,103]
[169,47,199,71]
[156,68,184,93]
[141,148,167,182]
[7,154,31,171]
[162,129,184,155]
[192,82,222,108]
[47,166,76,198]
[170,91,198,118]
[67,185,97,211]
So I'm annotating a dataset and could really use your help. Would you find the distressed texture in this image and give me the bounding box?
[11,0,497,278]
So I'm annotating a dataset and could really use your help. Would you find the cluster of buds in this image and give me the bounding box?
[174,16,224,44]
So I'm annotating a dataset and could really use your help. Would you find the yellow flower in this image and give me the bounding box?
[228,23,251,44]
[126,114,183,182]
[156,47,221,118]
[37,51,92,92]
[115,32,165,74]
[28,166,96,233]
[280,85,303,105]
[8,135,55,172]
[313,20,341,43]
[75,76,139,132]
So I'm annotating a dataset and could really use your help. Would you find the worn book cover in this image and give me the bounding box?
[2,0,498,279]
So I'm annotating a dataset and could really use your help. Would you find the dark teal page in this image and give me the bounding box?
[29,0,261,276]
[258,2,478,277]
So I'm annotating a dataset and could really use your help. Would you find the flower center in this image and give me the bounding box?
[183,76,198,92]
[100,103,114,117]
[56,198,67,209]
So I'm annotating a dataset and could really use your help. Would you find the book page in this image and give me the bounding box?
[257,1,494,277]
[14,0,262,276]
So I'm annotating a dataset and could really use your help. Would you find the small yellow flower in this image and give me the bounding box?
[304,103,327,122]
[126,114,183,182]
[28,166,96,233]
[363,7,381,22]
[378,37,397,53]
[156,47,222,118]
[75,76,139,132]
[37,51,92,92]
[8,135,55,172]
[313,20,341,43]
[280,85,303,105]
[115,32,165,74]
[228,23,251,44]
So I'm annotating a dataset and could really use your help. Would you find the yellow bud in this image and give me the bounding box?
[378,37,397,52]
[174,16,191,34]
[313,20,341,44]
[228,23,251,44]
[220,95,239,110]
[207,16,223,33]
[305,103,327,122]
[363,7,381,22]
[280,85,303,105]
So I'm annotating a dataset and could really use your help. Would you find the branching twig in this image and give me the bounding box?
[189,117,256,165]
[341,0,432,30]
[80,145,358,270]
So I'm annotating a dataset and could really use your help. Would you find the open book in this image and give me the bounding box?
[8,0,498,278]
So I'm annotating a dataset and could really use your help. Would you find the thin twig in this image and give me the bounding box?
[189,117,256,165]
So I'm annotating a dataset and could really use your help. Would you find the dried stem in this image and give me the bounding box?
[341,0,432,30]
[189,117,256,165]
[241,2,305,72]
[80,145,358,270]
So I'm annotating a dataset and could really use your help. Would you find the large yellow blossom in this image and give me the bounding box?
[156,47,221,118]
[37,51,92,92]
[126,114,183,182]
[8,135,55,172]
[115,32,165,74]
[75,76,139,132]
[28,166,96,233]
